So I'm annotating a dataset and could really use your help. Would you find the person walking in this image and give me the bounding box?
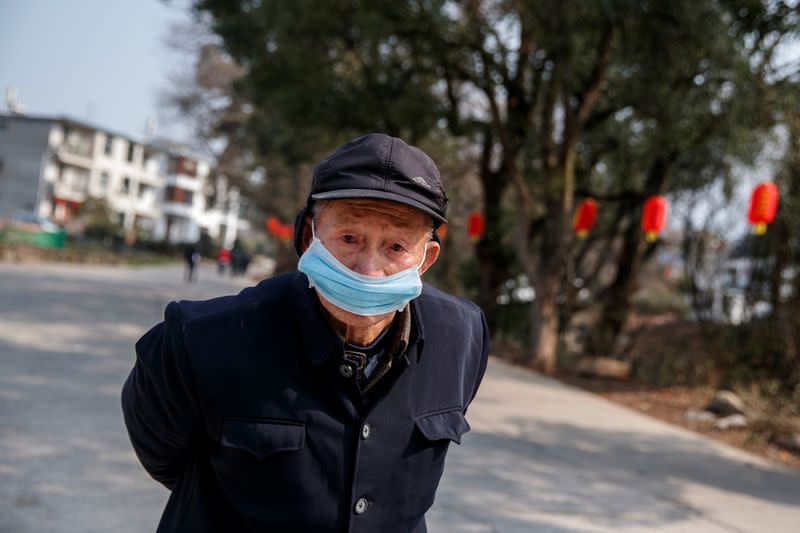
[216,247,231,276]
[183,242,200,283]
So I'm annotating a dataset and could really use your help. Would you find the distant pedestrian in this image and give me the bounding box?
[230,241,250,276]
[183,243,200,282]
[216,247,231,276]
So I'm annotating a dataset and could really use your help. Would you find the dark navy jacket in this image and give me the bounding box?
[121,272,489,533]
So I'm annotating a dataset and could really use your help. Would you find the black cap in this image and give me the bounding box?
[309,133,448,224]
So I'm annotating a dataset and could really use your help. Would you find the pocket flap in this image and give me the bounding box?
[221,419,305,460]
[414,408,470,445]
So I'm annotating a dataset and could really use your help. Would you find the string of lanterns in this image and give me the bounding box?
[264,182,779,244]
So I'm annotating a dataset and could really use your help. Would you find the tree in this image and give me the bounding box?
[188,0,799,373]
[77,198,122,241]
[579,0,796,356]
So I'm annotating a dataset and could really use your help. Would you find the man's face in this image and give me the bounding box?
[307,198,440,327]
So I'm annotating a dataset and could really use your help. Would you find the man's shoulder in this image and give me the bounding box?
[168,272,298,326]
[417,283,484,324]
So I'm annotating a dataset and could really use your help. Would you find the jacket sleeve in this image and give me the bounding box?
[466,307,490,412]
[121,301,200,490]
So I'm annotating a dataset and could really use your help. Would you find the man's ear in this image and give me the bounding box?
[293,206,313,256]
[418,240,441,275]
[300,215,313,254]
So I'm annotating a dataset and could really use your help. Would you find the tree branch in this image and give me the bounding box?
[575,24,617,130]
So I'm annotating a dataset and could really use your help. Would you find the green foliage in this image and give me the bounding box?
[77,198,122,241]
[185,0,800,370]
[631,281,690,316]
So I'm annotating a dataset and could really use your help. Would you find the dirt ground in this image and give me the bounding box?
[557,375,800,470]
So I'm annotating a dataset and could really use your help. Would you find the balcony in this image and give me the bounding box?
[56,146,93,168]
[168,156,198,178]
[164,173,202,191]
[56,128,95,167]
[162,201,194,218]
[53,183,86,204]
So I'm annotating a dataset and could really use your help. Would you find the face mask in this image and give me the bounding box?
[298,222,427,316]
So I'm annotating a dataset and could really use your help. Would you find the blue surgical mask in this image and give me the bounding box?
[298,222,427,316]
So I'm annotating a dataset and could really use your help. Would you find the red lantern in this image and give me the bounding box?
[436,223,447,242]
[573,198,598,238]
[641,196,668,242]
[467,212,484,242]
[266,216,293,242]
[278,225,292,242]
[747,181,779,235]
[265,216,280,236]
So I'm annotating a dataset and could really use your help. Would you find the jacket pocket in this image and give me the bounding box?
[220,418,305,460]
[413,407,471,445]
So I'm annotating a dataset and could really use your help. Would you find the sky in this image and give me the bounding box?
[0,0,193,142]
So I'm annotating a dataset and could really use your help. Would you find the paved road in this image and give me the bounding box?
[1,263,798,532]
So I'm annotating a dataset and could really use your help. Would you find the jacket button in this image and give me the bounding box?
[354,497,368,514]
[361,423,371,439]
[339,363,354,378]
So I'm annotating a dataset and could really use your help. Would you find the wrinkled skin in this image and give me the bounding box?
[300,198,440,346]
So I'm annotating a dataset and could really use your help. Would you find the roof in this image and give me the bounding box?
[0,112,209,162]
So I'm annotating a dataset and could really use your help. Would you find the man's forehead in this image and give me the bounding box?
[321,199,428,228]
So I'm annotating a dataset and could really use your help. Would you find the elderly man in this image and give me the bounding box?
[121,133,489,533]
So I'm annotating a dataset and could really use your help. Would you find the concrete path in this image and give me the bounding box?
[0,263,798,532]
[429,361,800,532]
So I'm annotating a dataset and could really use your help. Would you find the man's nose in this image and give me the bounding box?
[350,251,386,277]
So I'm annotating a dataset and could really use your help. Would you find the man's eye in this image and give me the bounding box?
[391,243,405,252]
[342,235,356,244]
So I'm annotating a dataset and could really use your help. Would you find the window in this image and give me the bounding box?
[99,171,110,189]
[165,186,193,205]
[104,136,113,156]
[0,157,4,176]
[204,183,217,209]
[127,142,136,163]
[168,156,197,177]
[72,171,89,193]
[142,148,155,170]
[121,177,130,195]
[62,126,93,157]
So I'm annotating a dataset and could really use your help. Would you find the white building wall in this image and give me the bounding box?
[1,114,249,246]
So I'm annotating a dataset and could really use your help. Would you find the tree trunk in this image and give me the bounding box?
[476,166,512,335]
[527,197,567,373]
[768,218,790,313]
[589,153,675,356]
[532,296,560,374]
[590,217,643,355]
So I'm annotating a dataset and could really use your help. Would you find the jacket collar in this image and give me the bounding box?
[408,295,425,363]
[290,272,344,366]
[289,272,426,366]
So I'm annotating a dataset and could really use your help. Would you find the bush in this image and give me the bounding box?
[78,198,122,240]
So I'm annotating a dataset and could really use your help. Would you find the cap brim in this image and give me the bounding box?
[311,189,446,224]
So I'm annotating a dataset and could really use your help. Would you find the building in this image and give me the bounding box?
[0,113,246,248]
